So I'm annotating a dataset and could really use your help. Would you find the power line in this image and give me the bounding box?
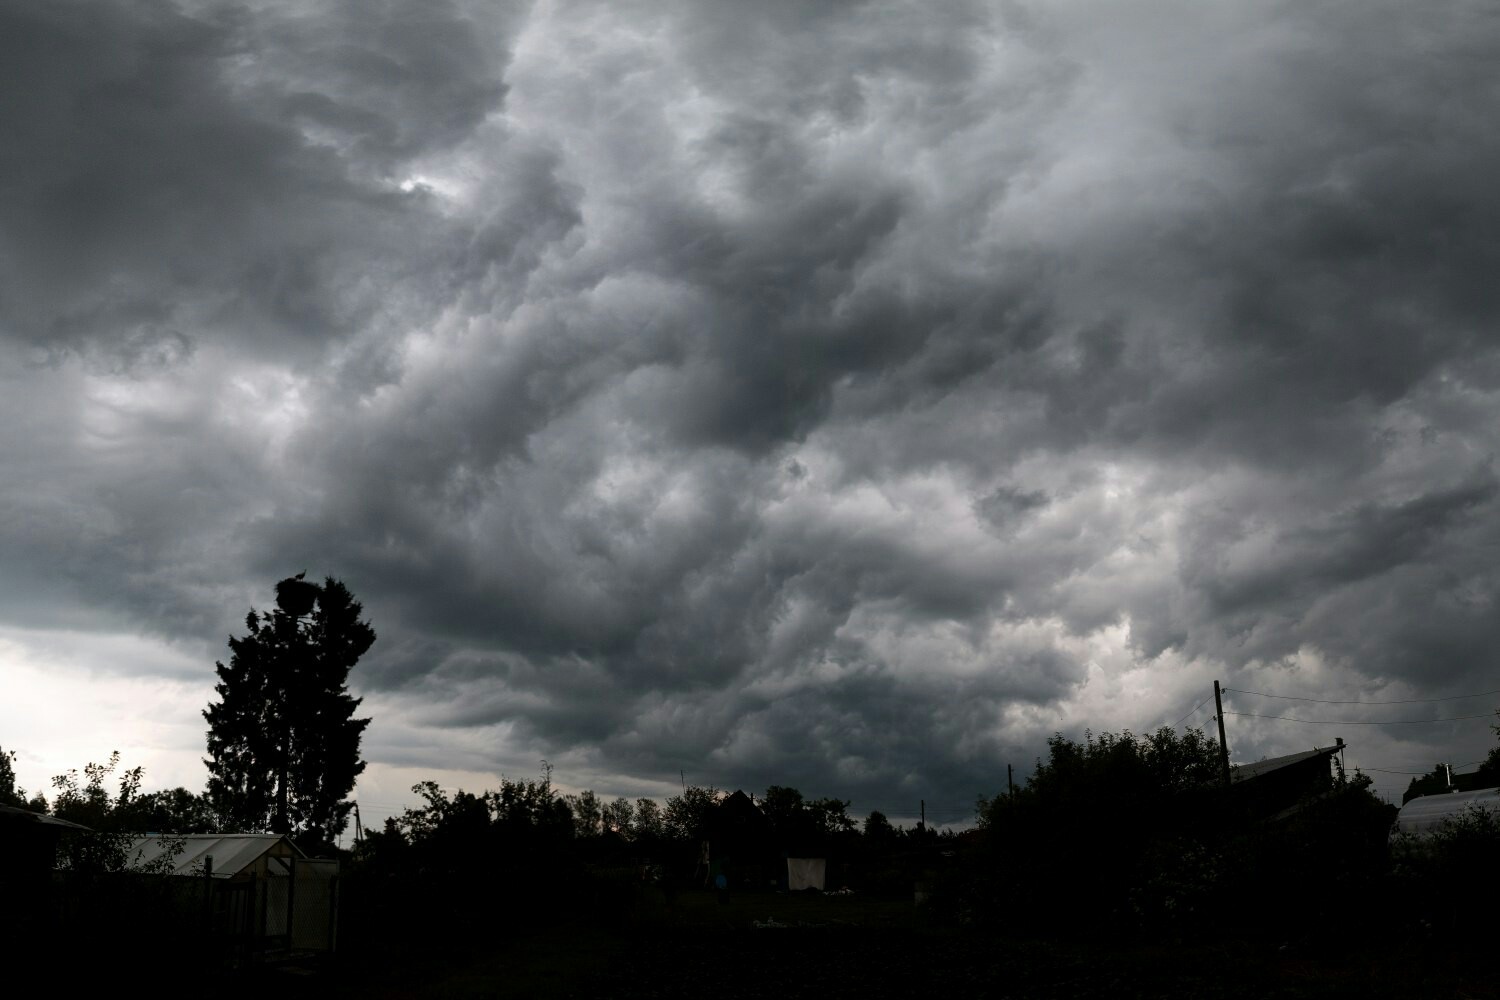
[1223,686,1500,706]
[1358,759,1490,776]
[1225,710,1493,725]
[1172,696,1214,730]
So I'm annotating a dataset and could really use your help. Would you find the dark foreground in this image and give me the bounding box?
[240,891,1496,1000]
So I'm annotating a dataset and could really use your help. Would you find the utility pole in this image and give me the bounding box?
[1214,680,1231,787]
[1007,764,1015,798]
[920,799,925,830]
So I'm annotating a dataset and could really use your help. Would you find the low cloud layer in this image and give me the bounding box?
[4,0,1500,818]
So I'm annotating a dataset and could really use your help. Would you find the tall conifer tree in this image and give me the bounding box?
[204,574,374,851]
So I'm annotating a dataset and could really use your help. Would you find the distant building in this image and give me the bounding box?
[0,804,90,947]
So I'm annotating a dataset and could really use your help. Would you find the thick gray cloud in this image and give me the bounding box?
[4,0,1500,816]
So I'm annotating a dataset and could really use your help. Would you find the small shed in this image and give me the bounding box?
[0,805,89,945]
[0,802,90,866]
[128,834,340,956]
[1391,787,1500,838]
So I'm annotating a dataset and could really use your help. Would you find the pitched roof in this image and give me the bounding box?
[1231,745,1342,783]
[0,804,91,830]
[125,833,302,877]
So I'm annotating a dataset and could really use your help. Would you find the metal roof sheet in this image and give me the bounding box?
[126,834,301,877]
[1231,746,1340,783]
[1392,787,1500,838]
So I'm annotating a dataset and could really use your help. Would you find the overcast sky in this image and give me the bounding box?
[4,0,1500,827]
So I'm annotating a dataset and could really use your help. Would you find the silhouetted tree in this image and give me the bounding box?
[602,796,634,835]
[51,751,142,830]
[972,727,1226,933]
[488,769,575,841]
[0,745,45,811]
[126,787,219,833]
[807,796,856,837]
[664,784,718,842]
[1403,764,1456,803]
[1476,752,1500,788]
[760,785,855,849]
[760,785,807,841]
[634,797,665,841]
[0,745,21,807]
[204,574,374,852]
[567,789,604,837]
[49,752,186,873]
[1474,712,1500,788]
[862,809,896,844]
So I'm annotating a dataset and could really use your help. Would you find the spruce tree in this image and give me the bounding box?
[204,574,374,852]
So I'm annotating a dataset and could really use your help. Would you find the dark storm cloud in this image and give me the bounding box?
[7,0,1500,810]
[0,0,547,639]
[0,0,510,359]
[230,0,515,167]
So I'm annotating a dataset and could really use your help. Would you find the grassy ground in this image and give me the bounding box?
[261,888,1499,1000]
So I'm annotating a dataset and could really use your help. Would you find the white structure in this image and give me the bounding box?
[128,834,339,954]
[128,833,299,877]
[1391,787,1500,838]
[786,857,826,891]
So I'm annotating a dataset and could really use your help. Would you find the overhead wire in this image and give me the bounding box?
[1359,759,1491,776]
[1222,686,1500,706]
[1224,710,1493,725]
[1172,695,1214,730]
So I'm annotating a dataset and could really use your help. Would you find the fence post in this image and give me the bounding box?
[286,856,297,951]
[260,870,269,953]
[328,873,339,954]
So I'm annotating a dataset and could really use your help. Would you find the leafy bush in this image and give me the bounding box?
[969,727,1226,936]
[966,729,1397,941]
[50,752,189,874]
[1390,802,1500,942]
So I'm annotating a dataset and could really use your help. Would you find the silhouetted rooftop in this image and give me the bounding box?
[1231,745,1342,783]
[0,804,91,830]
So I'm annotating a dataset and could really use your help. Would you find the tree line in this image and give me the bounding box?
[1,574,945,874]
[5,571,1499,950]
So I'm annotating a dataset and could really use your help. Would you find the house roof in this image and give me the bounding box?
[716,790,766,824]
[1231,745,1342,784]
[126,833,302,877]
[1392,787,1500,837]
